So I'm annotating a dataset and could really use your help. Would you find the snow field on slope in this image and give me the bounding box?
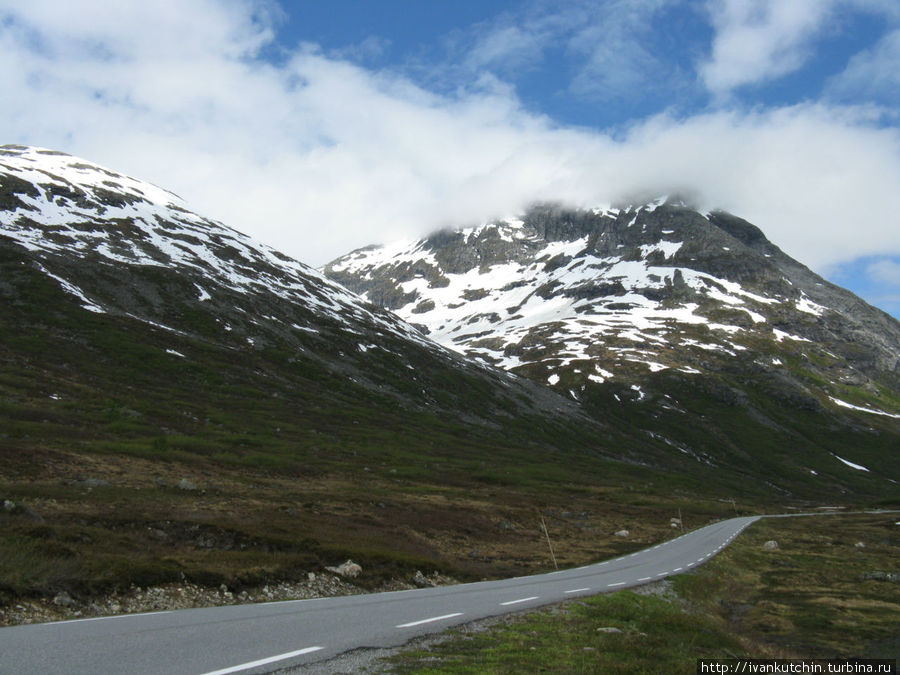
[339,224,788,375]
[0,147,439,351]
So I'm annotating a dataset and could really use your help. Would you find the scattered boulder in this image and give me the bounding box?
[862,571,899,583]
[763,540,779,551]
[325,560,362,578]
[614,530,629,538]
[413,570,435,588]
[176,479,197,491]
[307,572,316,582]
[596,626,623,634]
[53,592,75,607]
[854,541,866,549]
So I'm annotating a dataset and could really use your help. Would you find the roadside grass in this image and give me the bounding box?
[380,513,900,672]
[384,591,743,674]
[673,513,900,658]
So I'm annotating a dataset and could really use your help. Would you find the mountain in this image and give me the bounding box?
[1,146,896,611]
[0,145,648,602]
[0,144,579,428]
[325,200,900,495]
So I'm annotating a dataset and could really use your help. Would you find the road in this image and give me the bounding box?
[0,515,759,674]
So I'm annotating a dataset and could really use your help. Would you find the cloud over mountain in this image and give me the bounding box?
[0,0,897,291]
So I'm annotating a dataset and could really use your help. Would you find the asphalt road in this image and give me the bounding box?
[0,515,759,674]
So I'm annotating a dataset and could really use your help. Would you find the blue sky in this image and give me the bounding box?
[1,0,899,318]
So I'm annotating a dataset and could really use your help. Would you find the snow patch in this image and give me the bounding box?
[829,397,900,419]
[194,284,211,301]
[795,293,825,316]
[832,454,870,472]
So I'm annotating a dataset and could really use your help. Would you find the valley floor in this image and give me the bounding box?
[359,513,900,672]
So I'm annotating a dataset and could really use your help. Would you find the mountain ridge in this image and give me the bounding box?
[325,199,900,494]
[325,199,900,393]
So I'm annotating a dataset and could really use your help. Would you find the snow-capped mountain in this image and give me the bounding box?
[1,145,896,498]
[326,200,900,490]
[326,200,900,408]
[0,144,433,349]
[0,144,585,429]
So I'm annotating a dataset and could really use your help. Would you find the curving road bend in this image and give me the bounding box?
[0,515,759,674]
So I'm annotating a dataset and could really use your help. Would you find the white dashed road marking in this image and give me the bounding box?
[500,597,539,606]
[396,613,464,628]
[201,646,324,675]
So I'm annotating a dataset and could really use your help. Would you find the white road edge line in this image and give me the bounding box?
[42,610,172,626]
[396,612,464,628]
[564,588,590,594]
[500,596,539,606]
[200,646,324,675]
[638,577,652,582]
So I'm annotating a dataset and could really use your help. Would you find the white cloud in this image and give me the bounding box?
[612,105,900,270]
[700,0,835,95]
[0,0,898,276]
[699,0,900,97]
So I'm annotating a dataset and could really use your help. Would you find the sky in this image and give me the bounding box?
[1,0,899,318]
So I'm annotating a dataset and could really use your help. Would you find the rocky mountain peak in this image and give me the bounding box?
[325,200,900,410]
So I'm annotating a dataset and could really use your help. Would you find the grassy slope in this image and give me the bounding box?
[0,238,896,611]
[381,513,900,673]
[0,240,747,606]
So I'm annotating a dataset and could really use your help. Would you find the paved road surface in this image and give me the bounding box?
[0,515,760,674]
